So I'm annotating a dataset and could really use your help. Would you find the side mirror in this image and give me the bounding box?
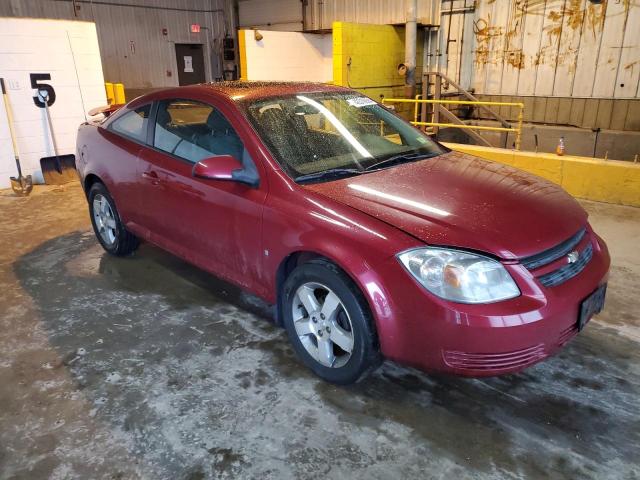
[192,155,258,187]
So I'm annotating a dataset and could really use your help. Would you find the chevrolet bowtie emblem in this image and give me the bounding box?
[567,251,579,264]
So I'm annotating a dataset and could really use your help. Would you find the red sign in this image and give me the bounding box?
[190,24,200,33]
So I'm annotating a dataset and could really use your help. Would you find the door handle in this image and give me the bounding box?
[142,170,160,185]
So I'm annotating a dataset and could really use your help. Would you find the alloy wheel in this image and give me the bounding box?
[92,194,117,246]
[291,282,355,368]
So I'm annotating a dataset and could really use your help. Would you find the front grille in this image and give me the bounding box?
[442,344,546,371]
[537,243,593,287]
[520,228,586,270]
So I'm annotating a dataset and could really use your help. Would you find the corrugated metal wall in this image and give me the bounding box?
[0,0,236,90]
[311,0,440,29]
[238,0,440,31]
[438,0,640,99]
[238,0,303,30]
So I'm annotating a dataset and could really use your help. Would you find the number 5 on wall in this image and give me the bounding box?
[31,73,56,108]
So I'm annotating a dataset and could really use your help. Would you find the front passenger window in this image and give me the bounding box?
[153,100,244,163]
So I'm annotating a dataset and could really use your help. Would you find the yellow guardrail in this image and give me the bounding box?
[413,94,421,127]
[382,97,525,150]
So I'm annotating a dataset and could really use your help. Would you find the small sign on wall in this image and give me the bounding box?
[184,56,194,73]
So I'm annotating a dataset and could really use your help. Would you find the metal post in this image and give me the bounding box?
[404,0,417,98]
[421,76,429,131]
[434,73,441,136]
[515,105,524,150]
[421,27,431,130]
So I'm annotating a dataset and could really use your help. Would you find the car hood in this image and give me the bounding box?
[304,151,587,260]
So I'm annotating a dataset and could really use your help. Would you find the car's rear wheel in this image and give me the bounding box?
[88,182,139,256]
[281,259,381,384]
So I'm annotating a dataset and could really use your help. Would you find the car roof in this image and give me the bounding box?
[130,81,354,107]
[205,81,352,101]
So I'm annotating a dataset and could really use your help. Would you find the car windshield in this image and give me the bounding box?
[243,92,447,183]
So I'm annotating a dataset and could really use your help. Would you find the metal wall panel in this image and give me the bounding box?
[237,0,440,31]
[442,0,639,99]
[238,0,303,30]
[1,0,234,89]
[592,0,628,97]
[615,4,640,98]
[499,0,527,96]
[314,0,440,29]
[533,0,560,96]
[552,0,585,97]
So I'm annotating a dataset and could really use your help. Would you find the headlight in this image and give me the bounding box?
[397,247,520,304]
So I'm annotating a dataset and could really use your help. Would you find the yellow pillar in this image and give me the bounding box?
[238,29,248,81]
[114,83,126,104]
[104,82,114,105]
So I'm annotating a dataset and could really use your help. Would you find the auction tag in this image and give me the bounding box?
[347,97,376,108]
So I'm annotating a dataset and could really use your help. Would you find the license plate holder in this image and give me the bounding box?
[578,283,607,331]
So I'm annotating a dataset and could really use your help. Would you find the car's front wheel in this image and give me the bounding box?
[282,259,382,384]
[88,182,139,256]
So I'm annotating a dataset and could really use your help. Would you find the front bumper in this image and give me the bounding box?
[364,231,611,377]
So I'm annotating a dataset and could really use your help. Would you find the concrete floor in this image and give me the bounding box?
[0,183,638,480]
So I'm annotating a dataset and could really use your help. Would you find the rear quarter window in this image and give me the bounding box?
[109,104,151,142]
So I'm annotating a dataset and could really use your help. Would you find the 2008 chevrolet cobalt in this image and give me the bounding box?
[76,82,609,384]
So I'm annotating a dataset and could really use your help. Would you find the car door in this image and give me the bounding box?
[98,103,152,232]
[137,98,268,293]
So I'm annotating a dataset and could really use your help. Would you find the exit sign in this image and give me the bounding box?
[190,24,200,33]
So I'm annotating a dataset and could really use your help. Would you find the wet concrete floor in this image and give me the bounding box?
[0,183,638,479]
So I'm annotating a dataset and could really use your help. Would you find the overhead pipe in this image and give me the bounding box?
[404,0,417,97]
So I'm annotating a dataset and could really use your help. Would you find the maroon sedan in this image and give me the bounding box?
[76,82,609,384]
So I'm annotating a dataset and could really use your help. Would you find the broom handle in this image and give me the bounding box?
[0,78,22,168]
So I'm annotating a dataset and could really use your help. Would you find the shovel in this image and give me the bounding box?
[1,78,33,196]
[38,89,77,185]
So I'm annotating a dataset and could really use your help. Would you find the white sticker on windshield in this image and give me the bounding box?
[347,97,377,108]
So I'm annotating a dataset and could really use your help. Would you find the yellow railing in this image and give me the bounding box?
[413,94,422,127]
[382,97,525,150]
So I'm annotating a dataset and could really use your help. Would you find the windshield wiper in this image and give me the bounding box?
[295,168,362,184]
[364,152,439,171]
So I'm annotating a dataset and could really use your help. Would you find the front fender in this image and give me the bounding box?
[262,182,420,351]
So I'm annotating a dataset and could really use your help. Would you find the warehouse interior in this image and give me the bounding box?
[0,0,639,479]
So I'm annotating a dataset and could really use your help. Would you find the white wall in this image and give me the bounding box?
[242,30,332,82]
[0,18,107,189]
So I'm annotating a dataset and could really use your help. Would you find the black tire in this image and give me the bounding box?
[88,182,139,256]
[281,259,382,384]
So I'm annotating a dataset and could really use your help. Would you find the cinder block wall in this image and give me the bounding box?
[468,95,640,132]
[332,21,421,117]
